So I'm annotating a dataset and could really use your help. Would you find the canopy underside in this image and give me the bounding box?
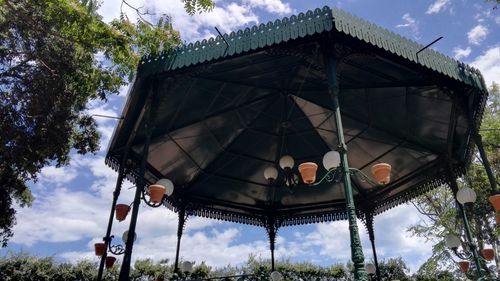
[106,12,485,227]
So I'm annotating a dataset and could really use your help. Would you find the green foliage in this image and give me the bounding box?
[0,252,455,280]
[377,257,411,281]
[0,0,183,246]
[182,0,215,15]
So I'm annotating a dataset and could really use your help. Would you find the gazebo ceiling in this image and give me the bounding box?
[106,7,487,227]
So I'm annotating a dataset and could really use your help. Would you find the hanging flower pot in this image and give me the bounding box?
[488,194,500,212]
[496,213,500,224]
[148,184,166,203]
[298,162,318,184]
[481,248,495,261]
[115,204,130,222]
[105,256,116,269]
[94,243,106,256]
[371,163,391,185]
[458,261,469,273]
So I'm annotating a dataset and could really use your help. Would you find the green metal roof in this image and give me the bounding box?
[106,6,488,227]
[138,6,486,92]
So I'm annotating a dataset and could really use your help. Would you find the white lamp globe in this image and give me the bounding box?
[279,155,295,169]
[456,187,476,204]
[445,234,461,249]
[122,230,137,243]
[365,263,376,274]
[155,178,174,196]
[181,261,193,273]
[264,167,279,181]
[270,271,283,281]
[323,150,341,170]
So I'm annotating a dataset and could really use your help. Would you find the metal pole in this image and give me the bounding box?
[471,132,498,194]
[174,206,186,272]
[97,165,126,281]
[323,46,368,280]
[267,219,277,271]
[366,215,381,281]
[448,169,483,278]
[118,90,155,281]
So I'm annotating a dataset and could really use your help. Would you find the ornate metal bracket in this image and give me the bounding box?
[105,235,125,255]
[140,185,164,208]
[311,167,377,187]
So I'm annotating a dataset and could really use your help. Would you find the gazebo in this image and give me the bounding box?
[96,6,497,281]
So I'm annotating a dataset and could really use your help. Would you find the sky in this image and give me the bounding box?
[2,0,499,275]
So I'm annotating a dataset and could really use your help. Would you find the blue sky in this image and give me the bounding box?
[2,0,499,274]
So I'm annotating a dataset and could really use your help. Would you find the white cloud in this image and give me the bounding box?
[467,24,488,45]
[471,46,500,87]
[10,188,109,246]
[39,166,78,187]
[426,0,451,14]
[243,0,292,15]
[303,204,433,273]
[453,46,472,60]
[396,13,419,39]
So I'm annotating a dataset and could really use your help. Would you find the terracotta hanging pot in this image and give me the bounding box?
[115,204,130,221]
[458,261,469,273]
[94,243,106,256]
[371,163,391,185]
[148,185,166,203]
[298,162,318,184]
[105,256,116,269]
[488,194,500,212]
[481,248,495,261]
[496,213,500,224]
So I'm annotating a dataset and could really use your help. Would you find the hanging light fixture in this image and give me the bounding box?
[365,263,376,275]
[148,178,174,203]
[270,271,283,281]
[456,187,477,205]
[264,150,391,188]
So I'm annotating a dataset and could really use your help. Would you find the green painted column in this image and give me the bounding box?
[118,83,156,281]
[448,168,483,278]
[97,165,126,281]
[323,47,368,281]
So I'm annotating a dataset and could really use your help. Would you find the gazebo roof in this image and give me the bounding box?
[106,6,488,227]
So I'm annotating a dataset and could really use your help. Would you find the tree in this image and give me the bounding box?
[408,83,500,277]
[0,0,214,247]
[376,257,411,281]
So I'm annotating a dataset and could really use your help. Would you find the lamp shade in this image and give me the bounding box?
[456,187,476,204]
[445,234,461,249]
[155,178,174,196]
[279,155,294,169]
[122,230,137,244]
[270,271,283,281]
[264,166,278,181]
[365,263,376,274]
[180,261,193,273]
[322,151,341,170]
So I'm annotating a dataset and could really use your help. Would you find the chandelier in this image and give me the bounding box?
[263,150,392,188]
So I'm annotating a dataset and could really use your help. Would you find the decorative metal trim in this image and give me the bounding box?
[137,7,333,77]
[105,155,470,228]
[136,6,486,92]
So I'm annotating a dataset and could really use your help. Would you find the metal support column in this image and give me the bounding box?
[447,168,484,278]
[118,85,156,281]
[174,205,187,273]
[471,131,498,194]
[97,165,126,281]
[323,45,367,280]
[365,214,381,281]
[266,218,277,271]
